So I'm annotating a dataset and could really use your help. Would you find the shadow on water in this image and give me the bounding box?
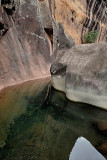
[0,78,107,160]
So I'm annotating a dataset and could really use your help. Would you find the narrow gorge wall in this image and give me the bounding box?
[0,0,106,90]
[50,0,107,45]
[0,0,54,90]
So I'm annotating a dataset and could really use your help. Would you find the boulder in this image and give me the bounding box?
[69,137,106,160]
[97,120,107,135]
[50,42,107,110]
[97,141,107,155]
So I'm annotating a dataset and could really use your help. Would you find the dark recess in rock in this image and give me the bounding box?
[4,6,15,15]
[44,28,53,46]
[0,22,4,30]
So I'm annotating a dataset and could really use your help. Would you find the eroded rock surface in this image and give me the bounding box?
[50,0,107,44]
[0,0,53,90]
[50,42,107,109]
[0,0,107,90]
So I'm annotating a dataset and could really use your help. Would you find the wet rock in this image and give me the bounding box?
[51,42,107,110]
[97,141,107,155]
[97,120,107,135]
[69,137,106,160]
[0,0,107,91]
[25,141,34,147]
[0,140,6,148]
[0,0,107,92]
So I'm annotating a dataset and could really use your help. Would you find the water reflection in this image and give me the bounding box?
[0,78,50,148]
[0,80,106,160]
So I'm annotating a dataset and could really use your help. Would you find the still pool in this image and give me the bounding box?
[0,78,107,160]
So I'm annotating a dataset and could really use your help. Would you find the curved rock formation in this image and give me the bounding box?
[50,42,107,110]
[0,0,107,90]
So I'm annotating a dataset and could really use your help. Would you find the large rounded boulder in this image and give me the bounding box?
[50,42,107,110]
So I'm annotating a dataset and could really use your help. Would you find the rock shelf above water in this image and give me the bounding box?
[50,42,107,110]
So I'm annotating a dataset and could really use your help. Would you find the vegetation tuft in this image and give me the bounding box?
[83,30,98,43]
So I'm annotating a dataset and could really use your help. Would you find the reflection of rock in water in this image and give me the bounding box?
[0,81,107,160]
[69,137,106,160]
[0,78,49,148]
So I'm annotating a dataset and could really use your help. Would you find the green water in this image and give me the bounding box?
[0,78,107,160]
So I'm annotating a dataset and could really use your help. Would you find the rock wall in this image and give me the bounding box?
[50,0,107,45]
[0,0,107,90]
[0,0,54,90]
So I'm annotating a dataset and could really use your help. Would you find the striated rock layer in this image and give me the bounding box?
[0,0,53,90]
[50,0,107,45]
[50,42,107,110]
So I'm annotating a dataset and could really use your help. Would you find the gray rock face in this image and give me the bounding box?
[0,0,54,90]
[69,137,106,160]
[0,0,107,91]
[50,42,107,110]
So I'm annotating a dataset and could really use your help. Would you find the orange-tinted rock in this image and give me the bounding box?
[0,0,107,90]
[50,0,107,44]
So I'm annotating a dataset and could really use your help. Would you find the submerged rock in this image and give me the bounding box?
[0,140,6,148]
[97,120,107,135]
[97,141,107,155]
[69,137,106,160]
[50,42,107,110]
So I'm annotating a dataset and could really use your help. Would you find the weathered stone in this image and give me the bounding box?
[38,0,52,29]
[97,141,107,155]
[69,137,106,160]
[97,120,107,134]
[51,42,107,110]
[0,0,54,90]
[50,0,107,45]
[0,0,107,91]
